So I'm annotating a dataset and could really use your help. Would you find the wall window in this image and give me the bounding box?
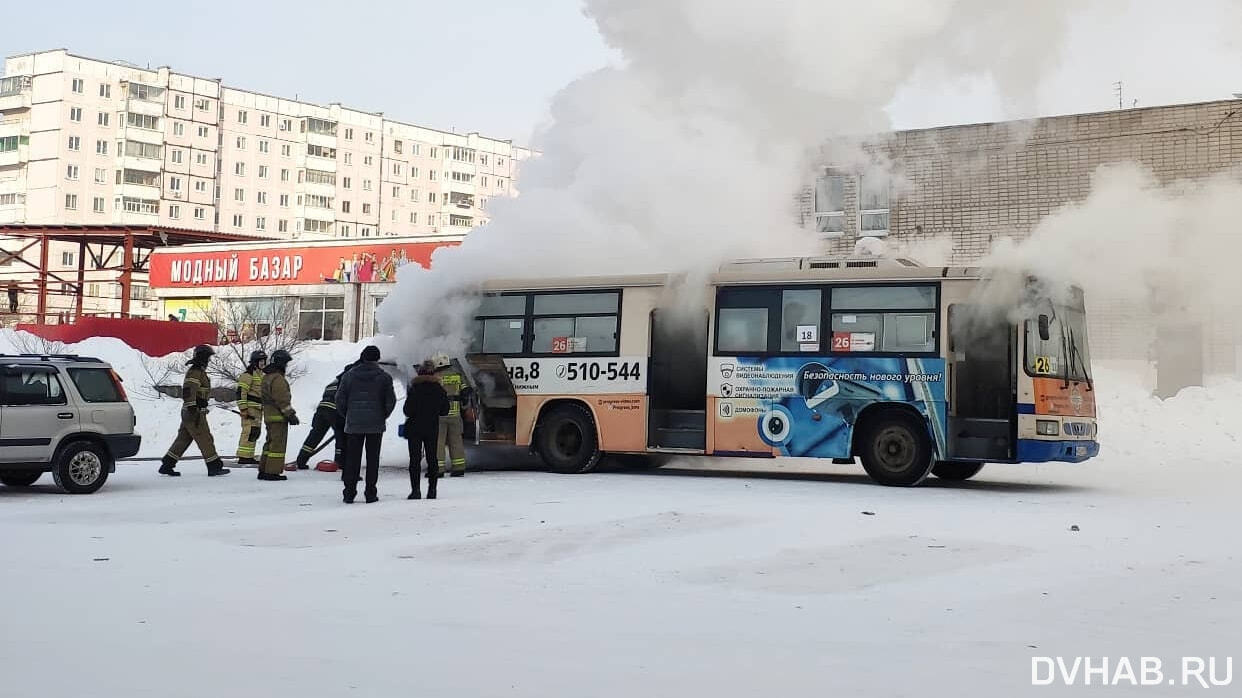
[93,197,105,213]
[814,174,846,236]
[859,175,890,237]
[94,168,107,184]
[234,188,245,202]
[169,204,181,219]
[259,140,269,154]
[71,78,84,94]
[363,155,373,166]
[258,165,269,179]
[829,285,936,354]
[341,201,351,213]
[342,176,352,189]
[257,191,267,205]
[196,152,208,166]
[169,176,182,191]
[68,136,81,151]
[237,110,248,124]
[99,83,111,98]
[121,198,158,215]
[364,131,374,143]
[195,180,207,193]
[279,194,289,207]
[298,297,346,341]
[281,144,291,157]
[232,214,243,228]
[197,125,209,138]
[124,141,161,159]
[344,152,352,165]
[235,136,246,150]
[69,107,82,122]
[97,111,109,126]
[392,186,400,198]
[279,118,292,131]
[363,180,372,191]
[260,114,271,128]
[62,251,75,266]
[64,194,78,210]
[195,98,210,111]
[126,112,160,130]
[277,219,288,233]
[362,203,371,214]
[256,216,266,231]
[173,121,184,136]
[427,192,436,203]
[174,94,186,110]
[280,169,290,182]
[344,127,353,140]
[66,164,79,180]
[307,144,336,159]
[95,140,108,155]
[393,139,403,154]
[234,162,245,177]
[171,149,183,164]
[194,207,205,220]
[429,170,437,181]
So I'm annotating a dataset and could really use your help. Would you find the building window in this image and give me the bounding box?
[169,176,183,191]
[449,214,472,227]
[496,179,504,190]
[410,167,420,179]
[362,203,372,214]
[256,216,266,231]
[429,147,439,159]
[195,180,207,193]
[61,251,75,266]
[258,165,269,179]
[280,169,290,182]
[237,110,248,124]
[814,174,846,237]
[122,197,158,214]
[195,98,210,111]
[234,162,245,177]
[279,194,289,207]
[96,111,109,126]
[126,112,160,130]
[429,170,437,181]
[172,121,184,136]
[344,127,353,140]
[234,188,245,202]
[451,146,475,163]
[342,176,352,189]
[95,140,108,155]
[194,207,205,220]
[169,204,181,219]
[363,179,372,191]
[392,162,402,176]
[392,186,400,198]
[259,140,269,153]
[281,144,291,157]
[66,164,79,180]
[410,188,419,201]
[361,226,372,237]
[92,197,105,214]
[173,94,186,110]
[71,78,84,94]
[171,149,183,164]
[344,152,352,166]
[298,296,345,341]
[364,132,374,143]
[410,212,417,224]
[341,201,351,213]
[411,144,420,156]
[363,155,373,166]
[480,176,488,187]
[391,210,398,222]
[858,175,890,238]
[480,154,488,166]
[65,194,78,210]
[307,144,336,159]
[93,168,106,184]
[68,136,81,151]
[426,192,435,204]
[232,214,243,228]
[279,118,292,131]
[257,191,267,205]
[278,219,288,233]
[235,136,246,150]
[69,107,82,122]
[498,157,505,167]
[393,139,403,154]
[99,83,111,98]
[306,194,333,209]
[197,125,209,138]
[195,152,208,166]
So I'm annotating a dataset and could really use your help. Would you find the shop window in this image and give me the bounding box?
[298,296,346,341]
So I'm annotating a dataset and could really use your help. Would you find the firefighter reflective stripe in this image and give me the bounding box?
[238,369,264,409]
[318,400,336,410]
[182,368,212,406]
[442,373,463,417]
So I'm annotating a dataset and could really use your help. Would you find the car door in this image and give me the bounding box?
[0,365,76,464]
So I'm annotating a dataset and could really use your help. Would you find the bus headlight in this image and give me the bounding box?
[1036,420,1060,436]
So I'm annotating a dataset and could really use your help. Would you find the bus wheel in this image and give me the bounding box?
[858,410,934,487]
[932,461,985,481]
[535,404,601,474]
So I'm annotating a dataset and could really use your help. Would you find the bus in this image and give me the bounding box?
[459,256,1098,486]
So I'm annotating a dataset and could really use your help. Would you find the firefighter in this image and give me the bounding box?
[234,350,267,465]
[258,349,299,481]
[294,363,355,470]
[432,353,470,477]
[159,344,230,477]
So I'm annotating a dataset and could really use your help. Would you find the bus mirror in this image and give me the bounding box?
[1037,314,1051,341]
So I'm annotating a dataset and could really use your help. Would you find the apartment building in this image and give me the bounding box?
[0,48,529,319]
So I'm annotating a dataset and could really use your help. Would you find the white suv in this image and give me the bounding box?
[0,354,141,494]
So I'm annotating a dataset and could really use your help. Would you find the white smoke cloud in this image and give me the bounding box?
[378,0,1100,365]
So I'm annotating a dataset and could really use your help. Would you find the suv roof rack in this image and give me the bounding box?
[0,354,104,363]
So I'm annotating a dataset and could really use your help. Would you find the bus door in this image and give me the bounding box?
[946,305,1015,460]
[647,308,708,450]
[463,354,518,445]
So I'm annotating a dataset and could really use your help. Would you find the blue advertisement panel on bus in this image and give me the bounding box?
[711,357,948,459]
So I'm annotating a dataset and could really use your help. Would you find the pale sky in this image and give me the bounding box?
[6,0,1241,143]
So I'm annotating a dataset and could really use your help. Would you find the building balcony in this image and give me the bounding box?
[0,116,29,138]
[0,147,28,168]
[302,206,335,222]
[0,77,31,112]
[305,154,337,173]
[301,179,336,196]
[125,98,165,118]
[122,155,163,173]
[306,131,336,149]
[124,126,164,145]
[118,182,161,199]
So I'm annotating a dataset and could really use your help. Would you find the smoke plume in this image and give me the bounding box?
[378,0,1099,364]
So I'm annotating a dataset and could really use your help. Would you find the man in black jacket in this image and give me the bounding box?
[295,361,356,470]
[336,346,396,503]
[404,360,449,500]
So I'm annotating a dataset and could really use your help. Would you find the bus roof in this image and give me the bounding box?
[478,257,986,292]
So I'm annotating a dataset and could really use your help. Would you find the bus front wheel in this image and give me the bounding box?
[535,404,601,474]
[858,410,934,487]
[932,461,985,481]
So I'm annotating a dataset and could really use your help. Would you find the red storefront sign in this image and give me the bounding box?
[149,240,458,288]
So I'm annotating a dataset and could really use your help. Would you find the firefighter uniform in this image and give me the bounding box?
[437,368,468,476]
[160,346,228,476]
[296,374,344,469]
[260,358,298,478]
[235,366,265,463]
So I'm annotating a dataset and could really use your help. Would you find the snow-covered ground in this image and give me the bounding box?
[2,332,1239,696]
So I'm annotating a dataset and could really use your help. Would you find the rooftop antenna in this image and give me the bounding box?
[1113,80,1123,110]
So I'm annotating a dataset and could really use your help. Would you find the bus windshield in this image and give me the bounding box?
[1025,296,1091,383]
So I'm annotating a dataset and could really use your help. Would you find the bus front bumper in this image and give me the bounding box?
[1016,439,1099,463]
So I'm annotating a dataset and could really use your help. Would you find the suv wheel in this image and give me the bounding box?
[0,470,43,487]
[51,441,111,494]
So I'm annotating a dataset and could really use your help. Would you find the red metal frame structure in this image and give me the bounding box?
[0,225,263,323]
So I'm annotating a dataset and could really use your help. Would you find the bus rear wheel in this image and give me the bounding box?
[932,461,985,481]
[858,410,934,487]
[535,404,601,474]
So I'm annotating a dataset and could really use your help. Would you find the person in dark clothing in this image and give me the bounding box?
[7,282,18,314]
[295,362,356,470]
[403,360,450,500]
[336,346,396,503]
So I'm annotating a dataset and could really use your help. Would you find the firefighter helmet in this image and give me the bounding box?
[432,353,452,370]
[248,350,268,366]
[191,344,215,362]
[270,349,293,368]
